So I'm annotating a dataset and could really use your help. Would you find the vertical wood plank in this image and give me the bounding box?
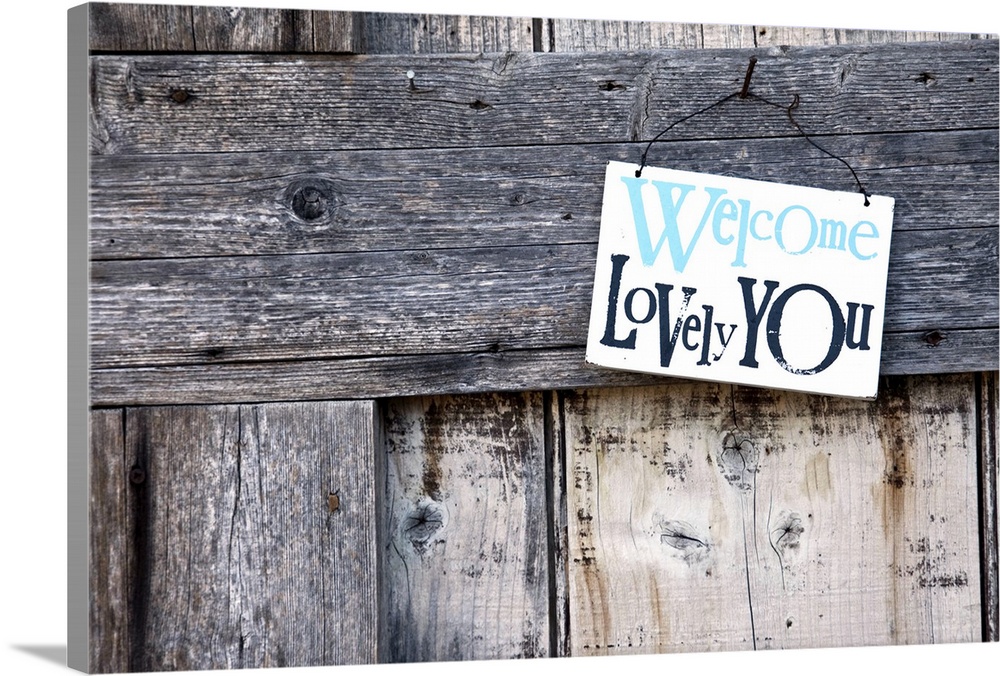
[190,5,312,52]
[755,27,985,47]
[981,372,999,640]
[548,19,702,51]
[699,23,758,49]
[125,402,378,671]
[381,392,550,661]
[547,392,571,656]
[312,10,364,53]
[563,376,981,655]
[547,19,985,52]
[89,2,196,51]
[89,409,129,674]
[353,12,536,54]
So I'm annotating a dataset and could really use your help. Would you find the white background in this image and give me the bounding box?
[2,1,996,675]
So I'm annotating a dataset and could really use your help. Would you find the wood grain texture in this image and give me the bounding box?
[380,392,550,661]
[547,392,571,656]
[311,10,364,54]
[754,26,994,48]
[89,409,128,674]
[89,5,991,55]
[88,227,998,369]
[88,4,536,55]
[347,12,536,54]
[547,19,706,51]
[190,5,312,53]
[86,330,1000,407]
[548,17,989,52]
[982,372,1000,640]
[89,2,196,52]
[88,129,999,260]
[88,3,313,53]
[88,41,998,155]
[123,402,379,671]
[562,375,982,654]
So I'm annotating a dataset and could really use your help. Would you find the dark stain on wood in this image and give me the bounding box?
[420,403,445,502]
[126,410,152,673]
[879,379,914,493]
[656,448,690,482]
[899,536,970,589]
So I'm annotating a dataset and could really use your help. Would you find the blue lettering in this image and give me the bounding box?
[848,221,879,260]
[619,176,723,272]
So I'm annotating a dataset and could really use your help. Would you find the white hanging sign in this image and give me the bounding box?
[586,161,895,399]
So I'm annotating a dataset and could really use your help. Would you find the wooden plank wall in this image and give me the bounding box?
[87,13,998,406]
[83,3,999,672]
[89,401,380,672]
[564,377,981,653]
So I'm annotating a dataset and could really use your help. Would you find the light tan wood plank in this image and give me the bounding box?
[381,392,550,661]
[563,375,981,654]
[124,402,378,670]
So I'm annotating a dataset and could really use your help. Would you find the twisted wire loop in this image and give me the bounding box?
[635,90,871,207]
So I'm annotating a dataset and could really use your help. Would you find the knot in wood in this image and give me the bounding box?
[402,500,446,554]
[170,89,190,104]
[922,330,945,347]
[286,178,338,222]
[717,432,758,492]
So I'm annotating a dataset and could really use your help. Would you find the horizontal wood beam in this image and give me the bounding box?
[89,42,998,155]
[89,130,998,260]
[91,328,997,407]
[89,228,997,367]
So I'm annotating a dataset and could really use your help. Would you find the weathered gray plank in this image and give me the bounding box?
[189,5,312,53]
[88,41,998,155]
[547,16,989,52]
[124,402,379,670]
[347,12,537,54]
[88,2,314,53]
[312,10,364,54]
[982,371,1000,641]
[88,129,999,260]
[89,409,128,674]
[89,2,196,52]
[88,329,999,407]
[755,27,994,48]
[547,19,706,51]
[88,4,538,55]
[562,375,981,653]
[88,5,992,55]
[88,227,998,370]
[381,392,550,661]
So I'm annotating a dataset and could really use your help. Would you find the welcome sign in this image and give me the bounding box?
[586,161,895,399]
